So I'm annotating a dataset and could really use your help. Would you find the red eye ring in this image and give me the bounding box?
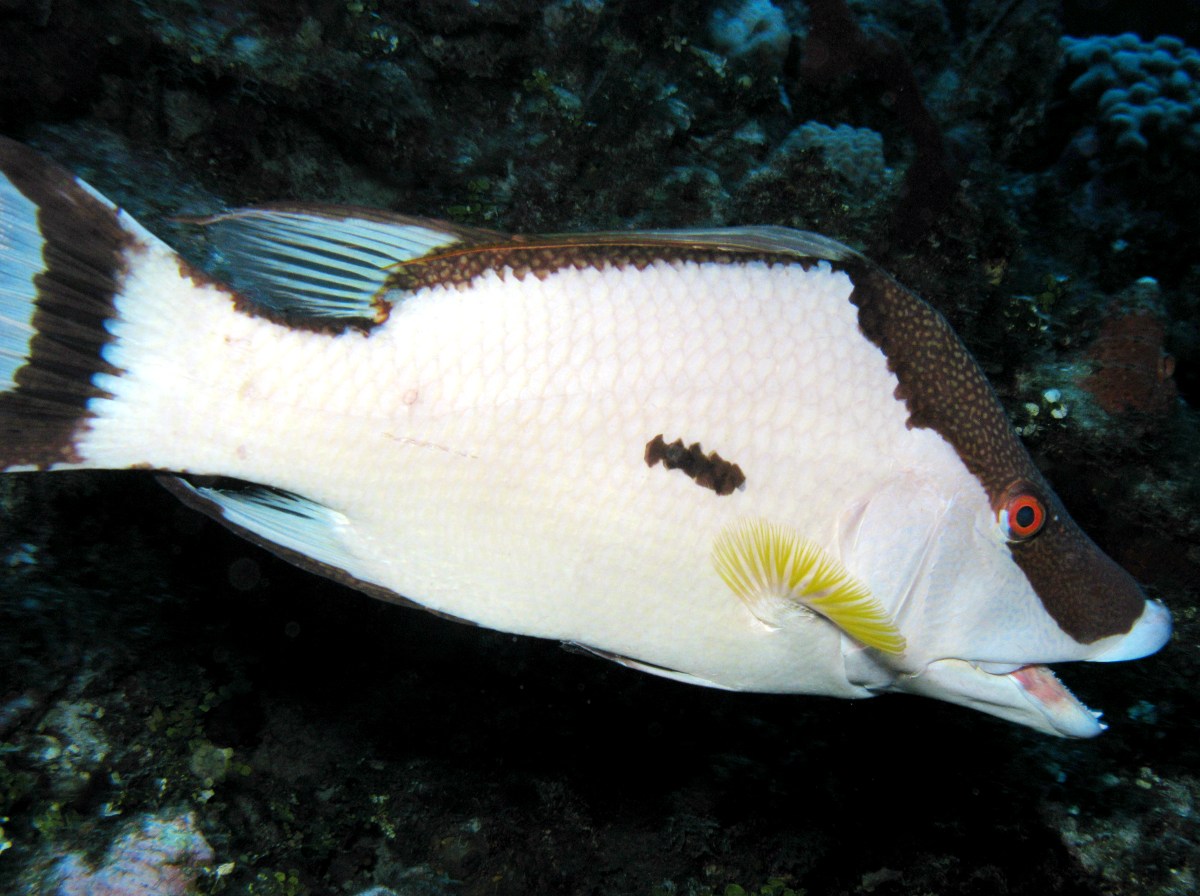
[999,486,1046,541]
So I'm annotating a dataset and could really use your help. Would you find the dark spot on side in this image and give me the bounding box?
[840,258,1144,643]
[645,434,745,497]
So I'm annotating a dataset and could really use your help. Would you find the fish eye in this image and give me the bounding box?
[998,482,1046,541]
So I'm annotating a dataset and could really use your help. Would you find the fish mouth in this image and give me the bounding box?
[892,658,1105,737]
[1006,664,1105,737]
[887,600,1171,737]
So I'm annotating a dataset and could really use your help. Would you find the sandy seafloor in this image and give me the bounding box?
[1,1,1199,894]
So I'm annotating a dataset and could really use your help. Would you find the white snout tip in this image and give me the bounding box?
[1090,599,1172,662]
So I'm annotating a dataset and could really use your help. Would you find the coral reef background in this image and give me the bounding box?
[0,1,1198,894]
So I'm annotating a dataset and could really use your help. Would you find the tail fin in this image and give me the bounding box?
[0,137,136,471]
[0,138,478,477]
[0,135,226,472]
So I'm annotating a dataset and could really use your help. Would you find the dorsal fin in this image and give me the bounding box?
[526,226,863,262]
[400,225,863,267]
[195,205,500,323]
[195,212,862,326]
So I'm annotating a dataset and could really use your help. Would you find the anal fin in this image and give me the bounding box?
[164,477,355,568]
[565,643,735,690]
[159,476,478,627]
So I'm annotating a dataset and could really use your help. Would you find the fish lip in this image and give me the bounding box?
[1005,663,1106,738]
[889,657,1106,737]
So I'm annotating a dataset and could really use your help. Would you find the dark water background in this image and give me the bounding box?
[1,1,1198,894]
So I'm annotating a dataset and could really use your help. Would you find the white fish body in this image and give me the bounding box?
[94,249,955,695]
[0,139,1171,736]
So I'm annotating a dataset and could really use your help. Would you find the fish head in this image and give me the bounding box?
[837,461,1169,737]
[834,263,1171,737]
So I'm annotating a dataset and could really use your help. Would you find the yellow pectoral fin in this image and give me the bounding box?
[712,518,906,655]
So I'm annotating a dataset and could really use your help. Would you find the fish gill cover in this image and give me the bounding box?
[0,1,1197,895]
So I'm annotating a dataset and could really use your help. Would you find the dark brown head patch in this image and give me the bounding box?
[645,434,745,496]
[840,260,1145,643]
[0,138,128,470]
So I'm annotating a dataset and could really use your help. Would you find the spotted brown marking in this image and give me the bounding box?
[0,138,128,470]
[645,434,745,496]
[840,260,1144,643]
[386,238,804,292]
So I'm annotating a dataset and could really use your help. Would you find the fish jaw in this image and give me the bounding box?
[859,598,1170,737]
[889,658,1106,738]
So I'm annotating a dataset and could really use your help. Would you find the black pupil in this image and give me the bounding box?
[1015,504,1037,530]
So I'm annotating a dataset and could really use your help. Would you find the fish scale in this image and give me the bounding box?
[85,256,912,689]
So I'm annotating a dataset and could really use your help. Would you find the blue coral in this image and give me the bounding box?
[1062,33,1200,161]
[708,0,792,74]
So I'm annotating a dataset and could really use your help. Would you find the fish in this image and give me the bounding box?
[0,137,1171,737]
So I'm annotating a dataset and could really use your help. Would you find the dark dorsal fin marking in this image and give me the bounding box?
[644,434,745,496]
[383,226,851,292]
[193,217,848,330]
[191,206,492,331]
